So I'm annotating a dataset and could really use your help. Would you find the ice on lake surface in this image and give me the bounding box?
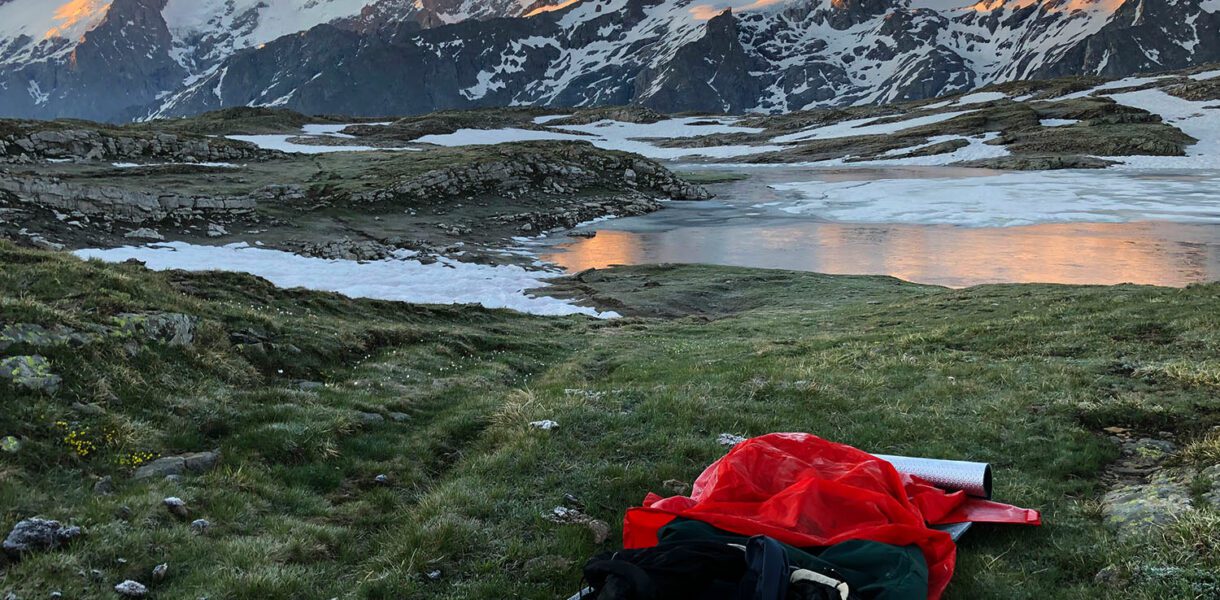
[536,166,1220,288]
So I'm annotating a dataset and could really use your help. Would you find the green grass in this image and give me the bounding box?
[2,248,1220,598]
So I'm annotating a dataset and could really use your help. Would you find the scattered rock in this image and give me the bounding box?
[0,355,62,394]
[296,380,324,391]
[93,476,115,496]
[545,506,610,544]
[151,563,168,582]
[374,474,391,486]
[717,433,747,447]
[2,518,83,559]
[132,450,220,480]
[529,420,559,431]
[426,570,443,581]
[1101,470,1193,537]
[663,479,691,496]
[1202,464,1220,509]
[124,228,164,241]
[1094,565,1127,588]
[567,230,597,238]
[387,412,411,423]
[0,436,19,453]
[190,519,210,535]
[354,412,385,425]
[0,323,93,353]
[206,223,228,238]
[163,497,190,520]
[114,580,148,598]
[114,313,197,347]
[71,402,107,416]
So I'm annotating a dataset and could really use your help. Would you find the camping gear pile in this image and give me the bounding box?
[576,433,1040,600]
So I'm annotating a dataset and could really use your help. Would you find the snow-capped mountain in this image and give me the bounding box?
[0,0,1216,121]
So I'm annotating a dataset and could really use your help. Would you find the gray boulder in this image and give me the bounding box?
[0,355,62,394]
[114,313,197,347]
[3,518,83,559]
[132,450,221,480]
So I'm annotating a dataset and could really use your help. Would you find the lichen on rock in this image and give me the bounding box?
[0,355,62,394]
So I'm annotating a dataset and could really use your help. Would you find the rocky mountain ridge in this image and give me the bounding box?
[0,0,1216,122]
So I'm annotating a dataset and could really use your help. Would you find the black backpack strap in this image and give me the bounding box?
[584,558,659,600]
[738,536,791,600]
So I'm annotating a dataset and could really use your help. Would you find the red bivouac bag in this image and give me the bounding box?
[622,433,1041,599]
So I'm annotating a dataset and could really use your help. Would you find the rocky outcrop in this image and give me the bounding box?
[487,194,664,234]
[0,174,257,223]
[0,123,268,163]
[353,144,710,205]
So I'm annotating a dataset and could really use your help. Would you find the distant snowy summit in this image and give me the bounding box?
[0,0,1216,121]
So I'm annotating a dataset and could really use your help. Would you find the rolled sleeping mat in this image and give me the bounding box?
[873,454,992,499]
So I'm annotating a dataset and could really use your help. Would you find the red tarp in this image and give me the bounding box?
[622,433,1041,599]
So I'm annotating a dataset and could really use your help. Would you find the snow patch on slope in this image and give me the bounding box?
[76,242,617,318]
[417,117,783,159]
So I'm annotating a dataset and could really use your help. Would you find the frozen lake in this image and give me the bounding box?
[536,166,1220,288]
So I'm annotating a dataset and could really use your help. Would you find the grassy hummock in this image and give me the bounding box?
[1,247,1219,599]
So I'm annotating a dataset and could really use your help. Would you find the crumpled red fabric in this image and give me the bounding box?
[622,433,1041,599]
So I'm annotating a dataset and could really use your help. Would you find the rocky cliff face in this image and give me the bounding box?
[0,121,270,162]
[0,0,1217,121]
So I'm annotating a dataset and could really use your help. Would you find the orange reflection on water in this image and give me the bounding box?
[540,222,1218,288]
[547,230,648,272]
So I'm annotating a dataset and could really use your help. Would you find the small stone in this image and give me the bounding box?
[1,436,19,453]
[374,474,391,486]
[51,593,63,599]
[152,563,168,582]
[355,412,385,425]
[297,381,324,391]
[529,420,559,431]
[663,479,691,496]
[163,497,189,520]
[190,519,210,534]
[71,402,107,416]
[114,580,148,598]
[387,412,410,423]
[717,433,747,447]
[1094,565,1127,588]
[206,223,228,238]
[427,570,442,581]
[124,228,164,242]
[93,476,115,496]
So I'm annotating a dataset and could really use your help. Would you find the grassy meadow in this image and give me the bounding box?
[1,245,1219,598]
